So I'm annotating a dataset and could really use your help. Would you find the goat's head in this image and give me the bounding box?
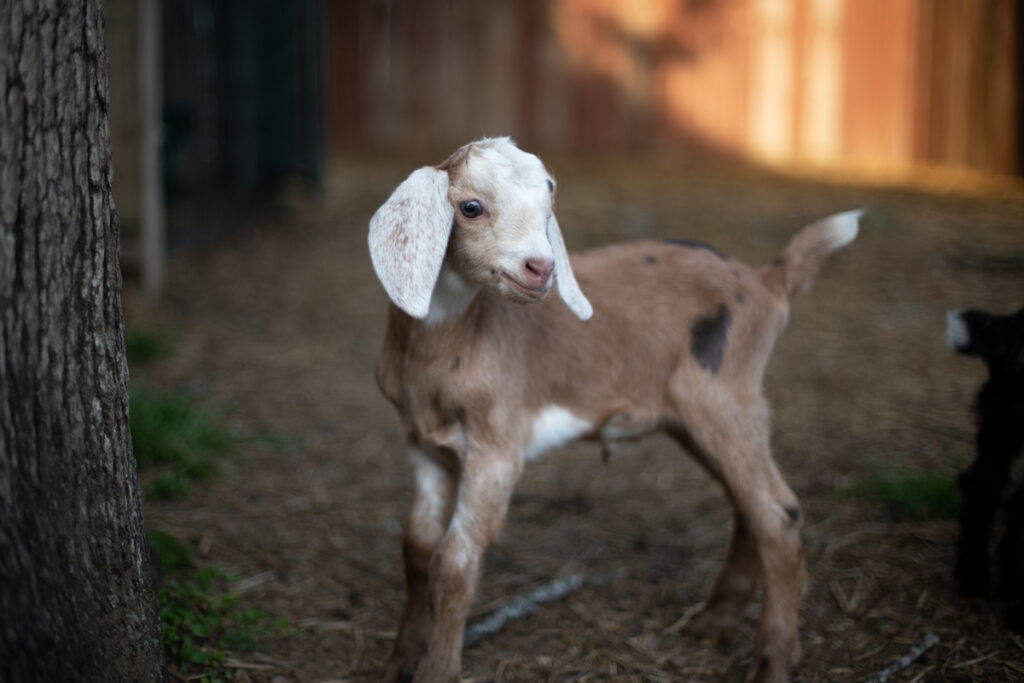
[368,137,592,321]
[947,306,1024,365]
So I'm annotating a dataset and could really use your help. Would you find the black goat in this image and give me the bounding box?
[946,306,1024,630]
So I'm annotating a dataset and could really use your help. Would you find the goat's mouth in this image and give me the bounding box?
[501,272,550,301]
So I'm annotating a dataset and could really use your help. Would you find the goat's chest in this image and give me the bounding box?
[396,346,510,453]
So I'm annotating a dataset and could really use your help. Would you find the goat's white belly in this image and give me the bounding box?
[524,405,592,460]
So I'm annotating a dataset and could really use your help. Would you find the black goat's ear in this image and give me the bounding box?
[948,308,1024,363]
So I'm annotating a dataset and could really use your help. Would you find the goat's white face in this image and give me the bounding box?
[368,137,592,321]
[447,142,557,304]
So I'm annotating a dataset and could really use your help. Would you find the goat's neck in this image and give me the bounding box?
[423,266,480,326]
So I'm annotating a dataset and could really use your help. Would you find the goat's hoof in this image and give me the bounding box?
[382,658,417,683]
[405,659,460,683]
[744,654,791,683]
[687,607,741,647]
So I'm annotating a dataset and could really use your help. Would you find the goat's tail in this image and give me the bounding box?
[762,210,862,300]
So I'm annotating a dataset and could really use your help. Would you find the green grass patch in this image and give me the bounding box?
[130,387,244,500]
[147,529,194,574]
[125,327,172,364]
[157,566,289,682]
[848,464,960,522]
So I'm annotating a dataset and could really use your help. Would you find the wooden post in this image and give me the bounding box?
[140,0,165,298]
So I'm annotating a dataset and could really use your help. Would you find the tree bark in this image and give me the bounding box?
[0,1,165,680]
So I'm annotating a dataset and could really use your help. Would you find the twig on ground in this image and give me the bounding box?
[663,603,704,634]
[297,617,393,640]
[233,570,276,594]
[463,573,586,646]
[863,632,940,683]
[1005,659,1024,676]
[952,651,1001,669]
[907,665,933,683]
[830,578,856,615]
[223,657,278,671]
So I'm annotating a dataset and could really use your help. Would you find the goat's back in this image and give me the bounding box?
[480,240,790,417]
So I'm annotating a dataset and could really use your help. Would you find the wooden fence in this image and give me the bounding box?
[327,0,1020,175]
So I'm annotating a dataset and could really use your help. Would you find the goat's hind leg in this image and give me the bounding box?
[669,391,805,683]
[385,451,457,682]
[671,422,761,644]
[688,511,761,646]
[955,391,1021,596]
[998,482,1024,631]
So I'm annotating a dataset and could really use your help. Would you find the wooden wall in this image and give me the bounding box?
[327,0,1020,175]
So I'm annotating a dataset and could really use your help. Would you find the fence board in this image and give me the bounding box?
[326,0,1019,174]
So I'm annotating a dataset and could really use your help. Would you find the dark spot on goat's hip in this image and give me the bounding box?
[644,254,657,264]
[690,304,731,374]
[664,238,727,260]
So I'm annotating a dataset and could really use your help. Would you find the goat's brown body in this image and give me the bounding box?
[370,136,857,683]
[378,240,816,683]
[380,241,787,456]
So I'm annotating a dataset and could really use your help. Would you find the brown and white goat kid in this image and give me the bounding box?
[368,137,859,683]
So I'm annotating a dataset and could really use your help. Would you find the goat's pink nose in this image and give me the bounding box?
[523,257,555,288]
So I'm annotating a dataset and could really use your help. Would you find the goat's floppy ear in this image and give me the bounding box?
[547,214,593,320]
[368,167,454,318]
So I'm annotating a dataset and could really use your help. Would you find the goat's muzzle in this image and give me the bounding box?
[502,266,551,300]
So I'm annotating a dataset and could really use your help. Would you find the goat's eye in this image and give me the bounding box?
[546,179,554,193]
[459,200,483,218]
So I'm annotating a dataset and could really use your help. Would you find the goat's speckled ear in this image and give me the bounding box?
[547,214,593,321]
[368,167,454,318]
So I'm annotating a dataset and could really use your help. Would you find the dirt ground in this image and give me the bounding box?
[128,153,1024,682]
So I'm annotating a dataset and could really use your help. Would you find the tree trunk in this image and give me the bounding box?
[0,1,166,680]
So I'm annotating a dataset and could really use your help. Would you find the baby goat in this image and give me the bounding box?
[947,306,1024,631]
[368,137,860,683]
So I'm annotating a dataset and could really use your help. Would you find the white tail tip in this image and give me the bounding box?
[824,209,864,250]
[945,310,968,350]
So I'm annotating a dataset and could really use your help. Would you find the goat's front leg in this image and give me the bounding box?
[412,453,522,683]
[385,451,458,682]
